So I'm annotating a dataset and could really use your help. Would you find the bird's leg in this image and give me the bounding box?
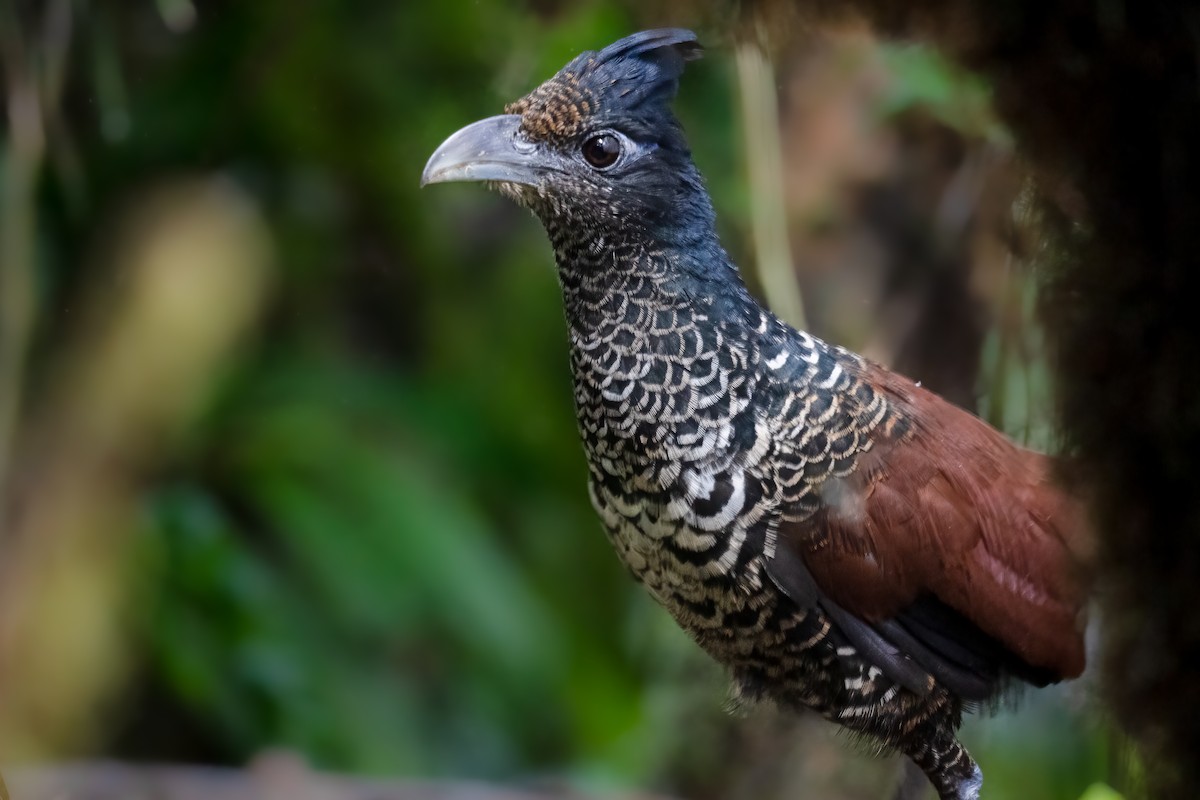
[901,726,982,800]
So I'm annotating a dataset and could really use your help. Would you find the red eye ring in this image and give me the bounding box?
[582,133,621,169]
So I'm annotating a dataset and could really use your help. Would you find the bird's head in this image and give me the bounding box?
[422,29,710,243]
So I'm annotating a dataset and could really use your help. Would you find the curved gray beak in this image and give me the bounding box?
[421,114,542,188]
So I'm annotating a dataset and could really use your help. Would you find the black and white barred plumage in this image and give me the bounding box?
[548,186,974,797]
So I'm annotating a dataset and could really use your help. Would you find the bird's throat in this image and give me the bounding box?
[546,220,747,340]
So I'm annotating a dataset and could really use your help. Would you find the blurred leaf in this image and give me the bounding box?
[1079,783,1125,800]
[877,43,1010,143]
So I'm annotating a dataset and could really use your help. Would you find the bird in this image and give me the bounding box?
[422,29,1089,800]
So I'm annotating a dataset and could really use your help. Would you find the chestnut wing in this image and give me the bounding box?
[764,361,1088,699]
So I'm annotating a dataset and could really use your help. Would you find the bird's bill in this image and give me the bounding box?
[421,114,544,188]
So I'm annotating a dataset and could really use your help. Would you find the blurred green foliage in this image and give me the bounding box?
[1079,783,1126,800]
[876,44,1009,144]
[15,1,1116,798]
[79,0,729,783]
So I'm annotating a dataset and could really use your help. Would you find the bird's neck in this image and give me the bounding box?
[545,218,751,339]
[546,217,767,470]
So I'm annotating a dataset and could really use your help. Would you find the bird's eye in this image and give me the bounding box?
[582,133,621,169]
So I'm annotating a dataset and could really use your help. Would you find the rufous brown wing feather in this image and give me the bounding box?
[789,360,1088,685]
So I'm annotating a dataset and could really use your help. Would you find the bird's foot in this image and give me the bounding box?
[951,763,982,800]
